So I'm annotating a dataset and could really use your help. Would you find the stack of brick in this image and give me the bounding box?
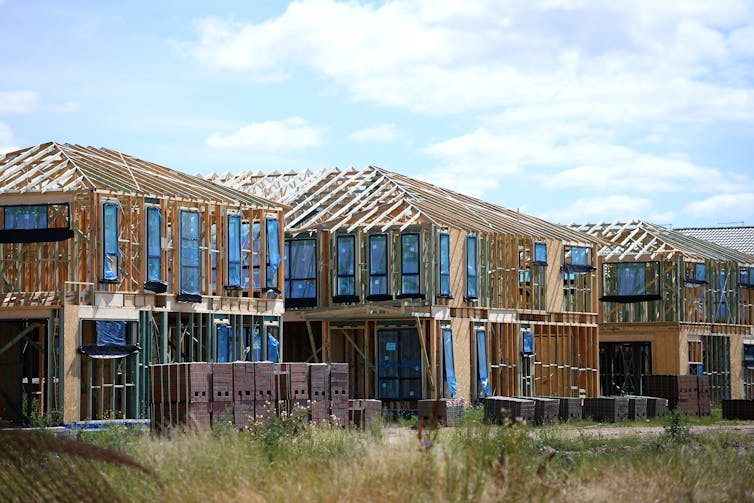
[211,363,234,425]
[149,362,210,431]
[233,362,255,429]
[645,397,669,418]
[529,397,559,425]
[288,363,310,412]
[417,399,465,426]
[583,397,629,423]
[696,375,711,417]
[626,396,647,420]
[254,362,276,421]
[484,397,535,424]
[309,363,330,423]
[554,397,583,421]
[349,399,382,429]
[330,363,349,426]
[722,399,754,419]
[642,375,711,417]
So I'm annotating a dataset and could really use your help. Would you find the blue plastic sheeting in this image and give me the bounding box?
[337,235,356,296]
[695,263,707,282]
[146,207,162,282]
[4,205,47,230]
[534,242,547,264]
[249,328,263,361]
[217,325,230,363]
[288,239,317,299]
[522,330,535,354]
[96,320,126,346]
[369,235,388,295]
[252,222,261,288]
[439,234,450,296]
[467,235,478,298]
[476,329,490,396]
[616,262,646,296]
[401,234,420,294]
[570,246,588,266]
[228,215,242,287]
[266,219,281,288]
[180,211,201,295]
[103,204,119,280]
[442,327,457,396]
[267,333,280,363]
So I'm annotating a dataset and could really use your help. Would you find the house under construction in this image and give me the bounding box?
[0,142,286,425]
[211,167,604,408]
[571,220,754,401]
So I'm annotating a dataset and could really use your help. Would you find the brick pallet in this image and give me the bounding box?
[417,399,465,427]
[722,400,754,419]
[330,363,349,427]
[150,362,210,404]
[254,362,276,421]
[484,397,535,424]
[552,397,582,421]
[274,363,310,414]
[642,375,710,417]
[309,363,330,424]
[149,363,211,431]
[233,362,255,403]
[349,399,383,429]
[627,396,647,420]
[583,397,629,423]
[528,397,559,425]
[211,363,234,403]
[645,397,669,418]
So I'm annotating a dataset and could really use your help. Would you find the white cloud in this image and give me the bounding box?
[187,1,754,118]
[0,122,17,155]
[206,117,325,151]
[0,90,40,114]
[347,124,401,143]
[683,193,754,220]
[545,195,654,224]
[52,101,82,113]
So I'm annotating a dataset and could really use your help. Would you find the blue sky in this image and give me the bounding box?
[1,0,754,227]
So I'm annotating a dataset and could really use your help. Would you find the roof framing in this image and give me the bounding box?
[571,220,754,265]
[209,166,603,244]
[1,142,283,209]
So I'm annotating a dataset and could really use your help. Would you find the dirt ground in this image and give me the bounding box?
[383,421,754,445]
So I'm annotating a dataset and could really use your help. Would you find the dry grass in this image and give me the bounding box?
[4,418,754,502]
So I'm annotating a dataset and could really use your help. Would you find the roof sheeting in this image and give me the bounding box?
[676,226,754,256]
[0,142,282,209]
[208,166,602,244]
[571,220,754,265]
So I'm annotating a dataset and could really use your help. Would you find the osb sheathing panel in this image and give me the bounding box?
[451,316,471,401]
[545,238,564,313]
[730,334,744,399]
[62,304,80,423]
[601,323,685,375]
[448,227,467,309]
[682,324,746,399]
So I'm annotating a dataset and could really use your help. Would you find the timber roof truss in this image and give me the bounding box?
[0,142,281,209]
[571,220,754,265]
[209,166,601,244]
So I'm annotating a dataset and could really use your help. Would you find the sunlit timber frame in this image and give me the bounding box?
[572,220,754,402]
[211,166,605,407]
[0,142,286,425]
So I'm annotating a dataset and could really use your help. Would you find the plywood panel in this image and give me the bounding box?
[451,317,471,401]
[601,323,684,375]
[545,239,564,313]
[62,304,80,423]
[448,227,466,309]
